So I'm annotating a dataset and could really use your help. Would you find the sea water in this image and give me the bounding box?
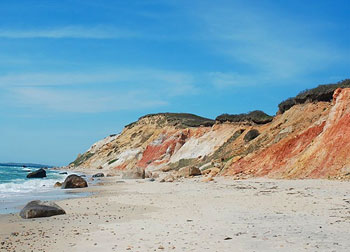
[0,164,86,214]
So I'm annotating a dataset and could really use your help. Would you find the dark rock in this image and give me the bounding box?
[26,168,46,178]
[20,200,66,219]
[92,173,104,178]
[59,172,68,175]
[244,129,260,142]
[61,174,88,189]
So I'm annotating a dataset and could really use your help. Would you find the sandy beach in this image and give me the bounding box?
[1,177,350,252]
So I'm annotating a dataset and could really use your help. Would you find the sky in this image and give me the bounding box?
[0,0,349,166]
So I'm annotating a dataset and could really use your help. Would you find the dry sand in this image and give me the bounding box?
[1,177,350,252]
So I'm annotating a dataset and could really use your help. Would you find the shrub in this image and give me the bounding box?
[278,79,350,114]
[126,113,215,129]
[70,152,94,167]
[216,110,273,124]
[108,159,118,165]
[244,129,260,142]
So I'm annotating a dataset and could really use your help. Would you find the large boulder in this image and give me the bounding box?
[26,168,46,178]
[92,172,104,178]
[122,167,145,179]
[178,166,201,177]
[61,174,88,189]
[20,200,66,219]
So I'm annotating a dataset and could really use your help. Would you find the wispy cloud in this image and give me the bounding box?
[190,2,347,86]
[0,68,198,113]
[0,25,140,39]
[208,72,259,88]
[9,87,167,113]
[0,69,195,87]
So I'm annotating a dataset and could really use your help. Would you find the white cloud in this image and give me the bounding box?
[190,2,346,86]
[0,25,140,39]
[0,68,198,113]
[10,87,167,113]
[208,72,259,88]
[0,69,195,87]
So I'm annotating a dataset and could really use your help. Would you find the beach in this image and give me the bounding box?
[1,177,350,252]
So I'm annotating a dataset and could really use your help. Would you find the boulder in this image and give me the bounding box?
[26,168,46,178]
[20,200,66,219]
[160,174,175,182]
[122,167,145,179]
[92,173,104,178]
[54,182,62,188]
[202,167,220,177]
[61,174,88,189]
[178,166,201,177]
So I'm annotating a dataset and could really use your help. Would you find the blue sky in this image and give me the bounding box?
[0,0,349,166]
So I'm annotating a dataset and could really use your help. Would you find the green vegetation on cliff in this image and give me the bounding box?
[126,113,215,129]
[70,152,94,167]
[216,110,273,124]
[278,79,350,114]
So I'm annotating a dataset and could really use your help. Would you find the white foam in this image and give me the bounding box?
[0,178,64,198]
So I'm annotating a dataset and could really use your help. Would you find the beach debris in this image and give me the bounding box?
[61,174,88,189]
[54,182,62,188]
[20,200,66,219]
[122,167,145,179]
[26,168,46,178]
[92,172,104,178]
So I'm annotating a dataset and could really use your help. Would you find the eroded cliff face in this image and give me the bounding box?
[224,88,350,179]
[68,88,350,180]
[68,114,237,176]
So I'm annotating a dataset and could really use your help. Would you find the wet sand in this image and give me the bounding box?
[1,177,350,251]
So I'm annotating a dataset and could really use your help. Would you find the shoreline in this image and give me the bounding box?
[1,177,350,251]
[0,168,92,215]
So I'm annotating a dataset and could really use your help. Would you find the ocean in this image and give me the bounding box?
[0,164,86,214]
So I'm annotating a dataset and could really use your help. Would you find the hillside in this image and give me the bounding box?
[67,81,350,180]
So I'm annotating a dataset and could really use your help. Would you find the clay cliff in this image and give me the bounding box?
[68,80,350,180]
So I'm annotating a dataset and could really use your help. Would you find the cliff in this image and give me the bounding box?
[68,82,350,180]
